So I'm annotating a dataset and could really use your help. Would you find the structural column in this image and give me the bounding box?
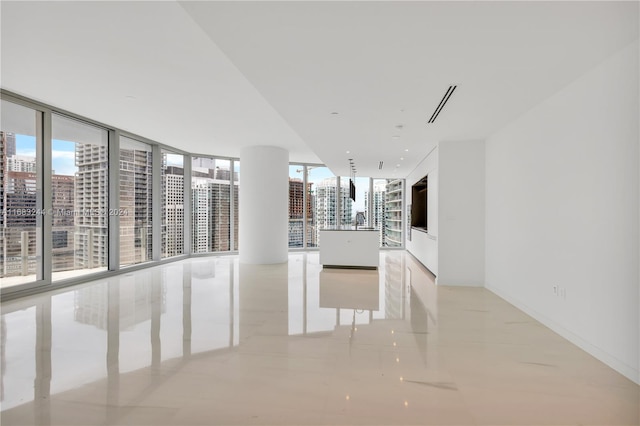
[239,146,288,264]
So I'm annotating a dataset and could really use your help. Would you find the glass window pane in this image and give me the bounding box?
[162,151,184,258]
[338,176,355,227]
[233,161,239,251]
[288,165,304,248]
[51,114,108,280]
[0,100,41,288]
[344,176,368,228]
[371,178,403,247]
[307,166,334,247]
[191,157,234,253]
[119,137,152,266]
[384,179,403,247]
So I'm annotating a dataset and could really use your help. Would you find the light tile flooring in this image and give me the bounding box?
[1,252,638,425]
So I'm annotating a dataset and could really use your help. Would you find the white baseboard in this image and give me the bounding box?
[486,283,639,386]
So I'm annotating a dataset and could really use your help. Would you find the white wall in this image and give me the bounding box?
[405,141,486,286]
[485,41,639,383]
[438,140,485,286]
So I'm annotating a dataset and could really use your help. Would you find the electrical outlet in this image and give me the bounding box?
[553,285,558,296]
[559,287,566,300]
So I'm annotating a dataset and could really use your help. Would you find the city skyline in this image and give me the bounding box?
[2,127,403,286]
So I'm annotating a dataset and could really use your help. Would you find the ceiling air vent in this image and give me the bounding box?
[379,161,384,170]
[428,85,457,123]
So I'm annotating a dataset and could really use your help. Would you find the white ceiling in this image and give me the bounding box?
[2,1,638,178]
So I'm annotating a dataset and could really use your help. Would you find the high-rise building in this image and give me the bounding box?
[163,164,184,258]
[119,147,153,265]
[7,156,36,173]
[288,178,314,247]
[192,178,236,252]
[306,186,316,247]
[4,132,16,158]
[51,175,75,271]
[1,172,37,277]
[192,184,210,253]
[385,179,403,247]
[365,180,387,246]
[362,179,403,248]
[75,143,109,269]
[314,177,352,244]
[192,160,238,253]
[0,132,39,277]
[0,132,6,234]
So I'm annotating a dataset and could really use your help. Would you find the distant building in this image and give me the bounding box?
[51,174,75,272]
[0,131,39,277]
[163,168,184,257]
[75,143,109,269]
[7,155,36,173]
[3,132,16,158]
[385,179,403,247]
[191,159,238,253]
[314,177,352,244]
[192,177,237,252]
[365,180,387,246]
[288,178,314,247]
[363,179,403,247]
[119,146,153,265]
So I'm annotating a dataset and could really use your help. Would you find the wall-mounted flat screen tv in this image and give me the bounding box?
[350,179,355,202]
[411,175,427,230]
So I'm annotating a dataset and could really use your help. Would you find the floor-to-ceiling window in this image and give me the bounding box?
[1,91,403,298]
[0,100,42,288]
[191,157,236,253]
[369,179,387,246]
[51,114,109,280]
[119,137,153,266]
[161,150,184,258]
[288,165,305,248]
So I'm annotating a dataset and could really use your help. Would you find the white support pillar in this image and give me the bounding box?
[239,146,288,264]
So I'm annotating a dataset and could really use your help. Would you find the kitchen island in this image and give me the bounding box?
[318,229,379,269]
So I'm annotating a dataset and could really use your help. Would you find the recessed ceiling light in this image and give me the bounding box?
[404,148,409,152]
[346,150,350,154]
[400,157,404,161]
[396,164,400,167]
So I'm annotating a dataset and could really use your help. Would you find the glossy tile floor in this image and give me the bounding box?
[1,252,638,425]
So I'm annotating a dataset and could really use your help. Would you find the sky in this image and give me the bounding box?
[15,134,77,176]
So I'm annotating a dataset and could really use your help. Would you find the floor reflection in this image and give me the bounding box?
[1,251,637,426]
[0,253,413,416]
[319,269,379,311]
